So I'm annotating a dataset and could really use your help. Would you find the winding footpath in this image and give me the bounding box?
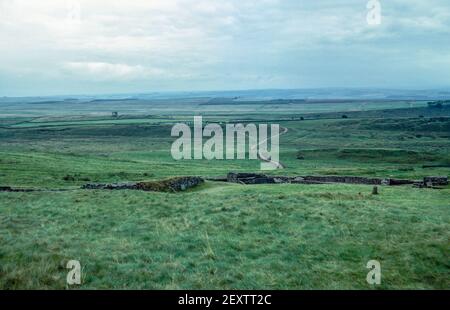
[252,126,288,169]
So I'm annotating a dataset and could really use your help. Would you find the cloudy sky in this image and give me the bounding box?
[0,0,449,96]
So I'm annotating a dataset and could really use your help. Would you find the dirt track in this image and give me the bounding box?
[254,126,288,169]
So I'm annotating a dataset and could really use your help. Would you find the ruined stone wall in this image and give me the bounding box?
[82,177,204,192]
[225,172,446,187]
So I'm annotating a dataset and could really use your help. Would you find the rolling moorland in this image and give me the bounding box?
[0,95,449,289]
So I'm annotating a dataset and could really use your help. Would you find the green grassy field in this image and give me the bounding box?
[0,99,449,289]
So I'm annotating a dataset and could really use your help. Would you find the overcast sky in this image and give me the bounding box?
[0,0,449,96]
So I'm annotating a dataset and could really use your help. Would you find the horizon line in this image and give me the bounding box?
[2,86,450,99]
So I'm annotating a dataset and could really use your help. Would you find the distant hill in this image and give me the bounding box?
[1,88,449,103]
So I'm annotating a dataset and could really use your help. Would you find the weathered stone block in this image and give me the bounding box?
[423,176,448,186]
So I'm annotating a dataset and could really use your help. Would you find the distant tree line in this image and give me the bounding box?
[427,100,450,108]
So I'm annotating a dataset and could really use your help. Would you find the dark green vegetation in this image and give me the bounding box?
[0,98,449,289]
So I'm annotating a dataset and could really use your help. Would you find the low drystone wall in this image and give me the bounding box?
[81,177,204,192]
[226,173,447,187]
